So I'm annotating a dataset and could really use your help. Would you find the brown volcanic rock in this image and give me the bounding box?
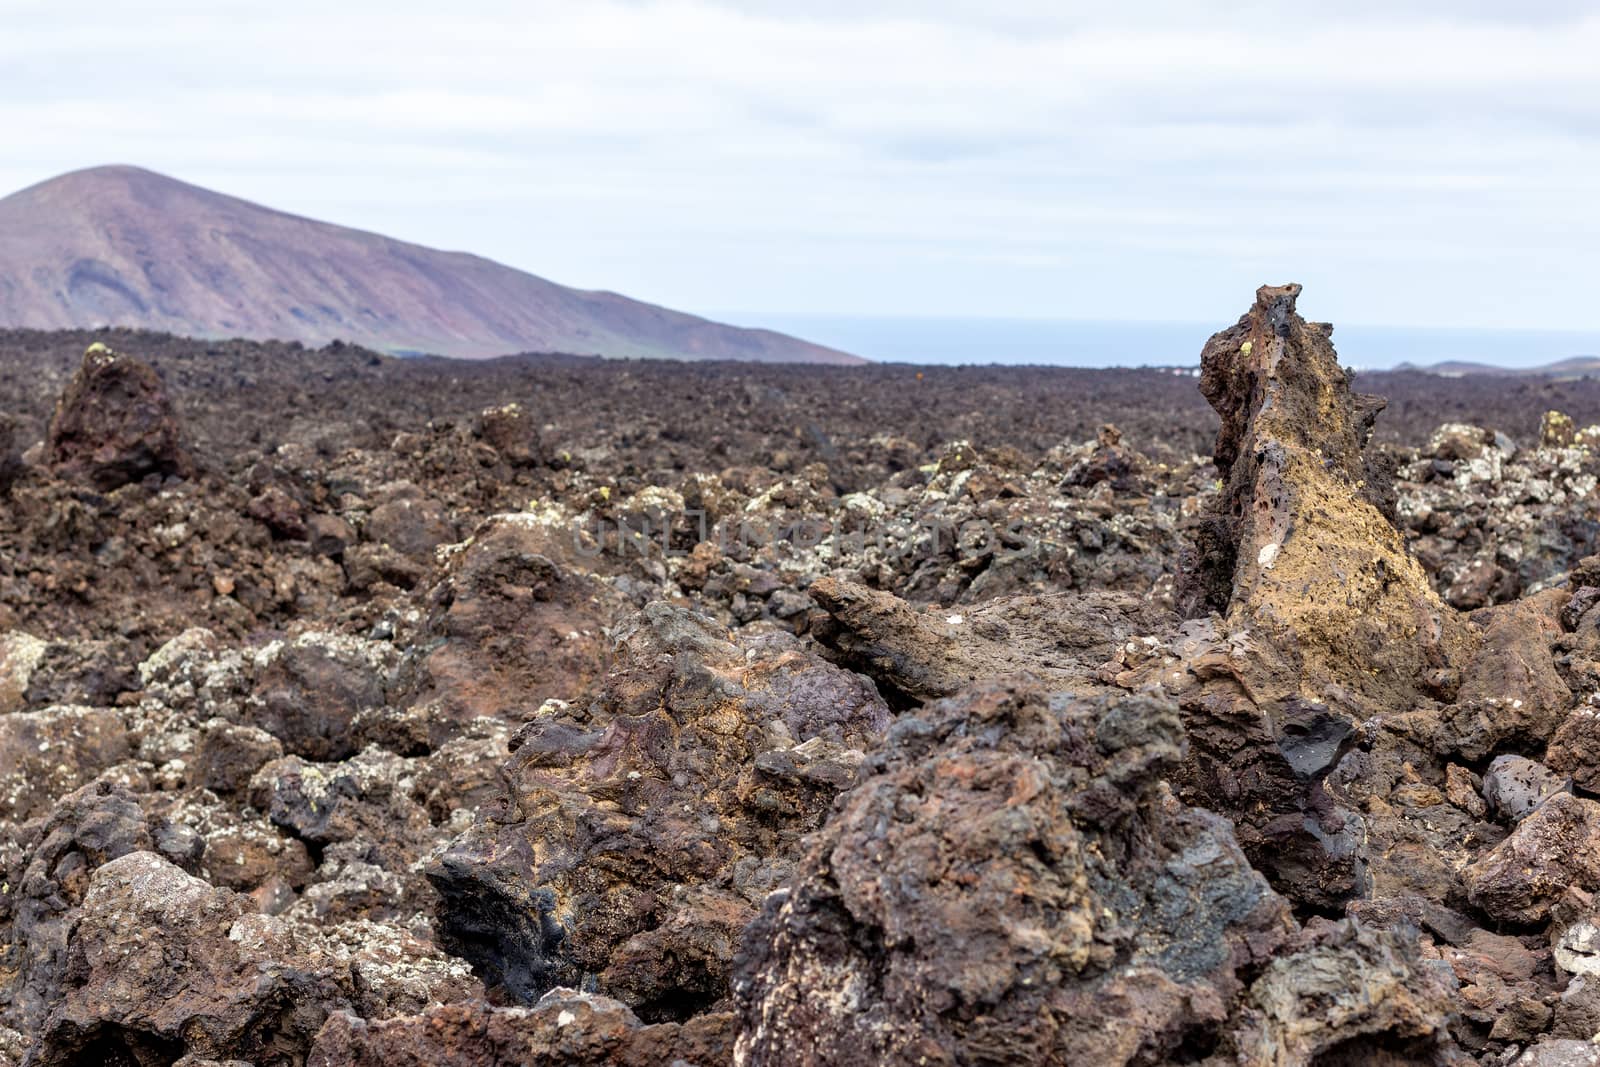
[46,342,192,490]
[1433,590,1572,761]
[0,166,862,363]
[8,292,1600,1064]
[1463,792,1600,924]
[0,412,20,495]
[475,402,542,467]
[806,577,1171,705]
[0,704,131,822]
[247,631,396,762]
[1123,284,1480,908]
[0,781,157,1036]
[1188,283,1470,708]
[732,682,1293,1066]
[31,851,478,1067]
[309,993,734,1067]
[427,602,889,1022]
[397,511,626,731]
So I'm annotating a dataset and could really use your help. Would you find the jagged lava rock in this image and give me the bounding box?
[1431,589,1571,761]
[0,704,129,822]
[8,299,1600,1063]
[1189,283,1470,709]
[1234,918,1462,1066]
[1464,792,1600,924]
[475,402,542,467]
[248,631,396,761]
[31,851,478,1066]
[45,343,192,490]
[193,717,285,795]
[428,602,890,1021]
[807,576,1171,706]
[398,512,626,731]
[0,412,21,495]
[1061,422,1144,491]
[1398,417,1600,608]
[1123,284,1480,909]
[308,991,733,1067]
[363,493,457,561]
[0,781,156,1036]
[733,681,1292,1066]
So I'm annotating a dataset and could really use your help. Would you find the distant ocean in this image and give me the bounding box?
[715,313,1600,371]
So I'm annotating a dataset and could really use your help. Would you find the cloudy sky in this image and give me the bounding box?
[3,0,1599,336]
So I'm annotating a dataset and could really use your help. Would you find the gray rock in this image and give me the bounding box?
[1515,1039,1600,1067]
[1484,753,1570,822]
[1236,920,1461,1066]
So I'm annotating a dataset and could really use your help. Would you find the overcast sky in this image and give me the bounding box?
[3,0,1599,333]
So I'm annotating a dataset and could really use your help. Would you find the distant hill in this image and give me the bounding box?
[1393,356,1600,379]
[0,165,862,364]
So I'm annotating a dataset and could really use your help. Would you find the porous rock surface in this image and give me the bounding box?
[732,681,1295,1065]
[428,600,890,1021]
[45,343,191,491]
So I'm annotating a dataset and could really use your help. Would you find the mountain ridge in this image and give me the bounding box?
[1392,355,1600,378]
[0,165,863,363]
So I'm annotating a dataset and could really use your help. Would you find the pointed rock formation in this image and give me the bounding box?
[1189,283,1471,713]
[46,343,192,491]
[1124,285,1479,908]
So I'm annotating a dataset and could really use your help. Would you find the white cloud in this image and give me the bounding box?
[2,0,1600,330]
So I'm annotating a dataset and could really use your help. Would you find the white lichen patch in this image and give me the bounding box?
[0,632,48,714]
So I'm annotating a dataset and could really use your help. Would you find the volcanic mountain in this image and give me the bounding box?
[0,165,862,363]
[1394,356,1600,379]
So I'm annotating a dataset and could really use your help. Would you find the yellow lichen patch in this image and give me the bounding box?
[1542,410,1576,448]
[1230,414,1472,710]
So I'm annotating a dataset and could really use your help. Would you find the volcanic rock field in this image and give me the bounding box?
[4,286,1600,1065]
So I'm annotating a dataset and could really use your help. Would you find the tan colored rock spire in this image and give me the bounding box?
[1192,283,1471,714]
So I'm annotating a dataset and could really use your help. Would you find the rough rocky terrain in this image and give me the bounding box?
[2,289,1600,1065]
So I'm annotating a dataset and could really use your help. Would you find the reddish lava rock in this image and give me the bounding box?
[46,342,192,490]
